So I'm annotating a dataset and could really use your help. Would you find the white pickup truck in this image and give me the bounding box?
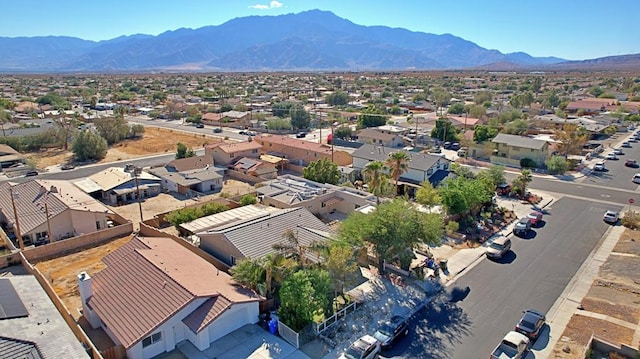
[490,331,529,359]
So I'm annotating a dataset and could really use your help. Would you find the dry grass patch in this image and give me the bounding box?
[552,314,634,358]
[34,235,133,320]
[580,297,640,324]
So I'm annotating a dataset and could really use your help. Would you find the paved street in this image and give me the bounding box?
[380,197,622,359]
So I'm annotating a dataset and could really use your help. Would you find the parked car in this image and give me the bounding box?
[486,236,512,260]
[629,137,638,143]
[61,163,75,170]
[490,331,529,359]
[613,148,624,155]
[195,123,204,128]
[496,183,511,196]
[633,173,640,184]
[296,132,307,138]
[625,159,638,167]
[213,127,223,133]
[514,217,532,236]
[593,162,606,171]
[605,153,617,160]
[24,170,38,177]
[527,211,543,227]
[450,142,461,150]
[622,141,632,148]
[340,335,381,359]
[515,309,546,340]
[372,315,409,350]
[457,148,468,157]
[603,210,619,224]
[443,141,452,149]
[430,146,442,154]
[239,130,247,135]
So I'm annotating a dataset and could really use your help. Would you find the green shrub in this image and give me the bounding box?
[520,158,537,168]
[445,221,459,235]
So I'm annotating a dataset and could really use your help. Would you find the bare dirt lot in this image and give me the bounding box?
[34,235,134,320]
[28,126,223,169]
[552,228,640,358]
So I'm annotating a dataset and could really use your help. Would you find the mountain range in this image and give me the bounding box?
[0,10,637,73]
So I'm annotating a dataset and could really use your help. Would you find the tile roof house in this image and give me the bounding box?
[74,166,162,205]
[355,128,405,148]
[197,206,333,267]
[0,180,113,245]
[254,134,353,170]
[80,236,261,359]
[0,276,89,358]
[149,155,224,195]
[352,144,452,186]
[231,157,278,179]
[204,141,262,166]
[490,133,550,168]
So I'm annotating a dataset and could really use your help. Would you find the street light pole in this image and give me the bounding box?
[9,187,24,250]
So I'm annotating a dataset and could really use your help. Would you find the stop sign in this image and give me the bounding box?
[630,198,635,204]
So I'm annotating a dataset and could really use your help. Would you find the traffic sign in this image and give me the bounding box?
[630,198,635,204]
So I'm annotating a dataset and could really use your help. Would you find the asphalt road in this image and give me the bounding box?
[382,196,623,359]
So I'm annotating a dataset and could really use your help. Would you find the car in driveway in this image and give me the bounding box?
[486,236,512,260]
[605,153,618,160]
[514,217,532,236]
[515,309,546,340]
[372,315,409,350]
[603,210,619,224]
[443,141,452,149]
[625,159,638,167]
[340,335,380,359]
[593,162,606,171]
[451,142,461,151]
[527,211,543,227]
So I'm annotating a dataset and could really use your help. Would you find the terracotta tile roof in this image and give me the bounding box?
[254,134,334,155]
[182,296,232,333]
[88,236,260,349]
[207,141,262,154]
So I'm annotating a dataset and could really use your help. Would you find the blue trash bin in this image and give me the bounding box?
[268,319,278,334]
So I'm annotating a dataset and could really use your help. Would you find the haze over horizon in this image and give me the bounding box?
[2,0,639,62]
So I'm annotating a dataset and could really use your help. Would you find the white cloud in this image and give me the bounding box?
[249,1,283,10]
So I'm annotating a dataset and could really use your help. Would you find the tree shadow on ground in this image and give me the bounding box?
[399,291,473,359]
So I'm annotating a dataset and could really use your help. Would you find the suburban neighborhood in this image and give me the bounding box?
[1,68,640,359]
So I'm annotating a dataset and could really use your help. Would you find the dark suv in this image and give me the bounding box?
[515,309,546,340]
[372,315,409,350]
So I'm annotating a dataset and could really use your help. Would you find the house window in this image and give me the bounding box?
[252,149,258,154]
[96,221,101,230]
[35,231,48,240]
[230,256,237,265]
[314,153,317,157]
[269,143,272,147]
[142,332,162,348]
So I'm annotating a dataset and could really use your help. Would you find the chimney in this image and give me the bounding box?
[77,272,100,329]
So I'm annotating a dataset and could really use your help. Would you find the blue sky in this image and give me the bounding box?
[2,0,639,61]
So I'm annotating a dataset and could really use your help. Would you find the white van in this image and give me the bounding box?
[633,174,640,184]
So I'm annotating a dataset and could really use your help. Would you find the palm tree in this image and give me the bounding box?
[514,169,533,198]
[385,151,410,197]
[260,253,295,297]
[273,229,309,268]
[229,258,264,292]
[363,160,387,204]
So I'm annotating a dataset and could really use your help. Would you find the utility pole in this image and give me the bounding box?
[44,202,52,243]
[9,187,24,250]
[134,167,143,222]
